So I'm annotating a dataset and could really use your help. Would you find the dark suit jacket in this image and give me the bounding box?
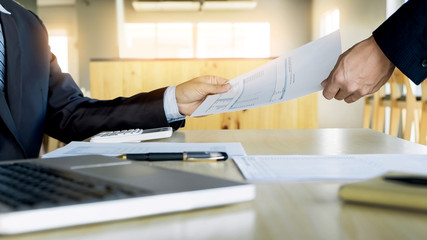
[373,0,427,84]
[0,0,182,160]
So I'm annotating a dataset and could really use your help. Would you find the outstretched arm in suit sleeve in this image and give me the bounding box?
[321,0,427,103]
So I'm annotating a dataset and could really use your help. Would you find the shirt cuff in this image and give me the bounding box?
[164,85,186,123]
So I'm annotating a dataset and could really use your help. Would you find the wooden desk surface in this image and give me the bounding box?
[8,129,427,240]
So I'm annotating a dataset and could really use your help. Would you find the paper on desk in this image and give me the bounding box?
[232,154,427,181]
[42,141,247,158]
[191,30,341,117]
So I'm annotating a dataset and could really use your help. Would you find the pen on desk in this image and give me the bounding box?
[118,152,228,162]
[383,176,427,186]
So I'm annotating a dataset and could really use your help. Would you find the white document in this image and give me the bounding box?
[192,30,341,117]
[42,141,247,158]
[232,154,427,181]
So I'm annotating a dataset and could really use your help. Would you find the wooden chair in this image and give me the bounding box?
[372,85,390,132]
[363,79,391,133]
[363,68,422,142]
[388,73,402,137]
[418,79,427,144]
[363,95,373,128]
[385,69,424,142]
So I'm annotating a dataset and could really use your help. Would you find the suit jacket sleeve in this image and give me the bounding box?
[0,0,185,160]
[44,54,184,142]
[372,0,427,84]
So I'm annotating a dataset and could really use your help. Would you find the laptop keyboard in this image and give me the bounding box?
[0,162,149,211]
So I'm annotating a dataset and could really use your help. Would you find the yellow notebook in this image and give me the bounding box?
[339,172,427,211]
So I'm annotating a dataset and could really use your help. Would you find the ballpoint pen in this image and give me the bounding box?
[383,176,427,186]
[117,151,228,162]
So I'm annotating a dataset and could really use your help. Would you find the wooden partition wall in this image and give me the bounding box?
[90,59,318,130]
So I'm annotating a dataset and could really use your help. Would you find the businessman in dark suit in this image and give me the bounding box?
[322,0,427,103]
[0,0,230,160]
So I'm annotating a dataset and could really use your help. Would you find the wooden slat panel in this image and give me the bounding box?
[90,59,318,129]
[90,62,124,100]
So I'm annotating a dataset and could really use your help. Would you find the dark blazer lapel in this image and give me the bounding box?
[0,11,26,157]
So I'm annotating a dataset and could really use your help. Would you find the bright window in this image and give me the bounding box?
[48,30,69,72]
[320,9,340,37]
[233,22,270,58]
[121,22,270,59]
[197,22,270,58]
[197,23,234,58]
[123,23,193,58]
[157,23,194,58]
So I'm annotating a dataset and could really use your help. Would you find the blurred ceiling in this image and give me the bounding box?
[37,0,76,6]
[132,0,258,11]
[36,0,258,10]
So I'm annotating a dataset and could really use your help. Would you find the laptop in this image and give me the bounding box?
[0,155,255,235]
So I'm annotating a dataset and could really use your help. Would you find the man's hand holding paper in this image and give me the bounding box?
[191,30,342,117]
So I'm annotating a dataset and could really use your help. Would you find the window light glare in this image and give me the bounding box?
[120,22,270,59]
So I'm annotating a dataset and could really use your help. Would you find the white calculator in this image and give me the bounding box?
[90,127,173,143]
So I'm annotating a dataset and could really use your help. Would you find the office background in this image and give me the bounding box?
[15,0,404,129]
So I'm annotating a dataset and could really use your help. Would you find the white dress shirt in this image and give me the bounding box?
[163,85,186,123]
